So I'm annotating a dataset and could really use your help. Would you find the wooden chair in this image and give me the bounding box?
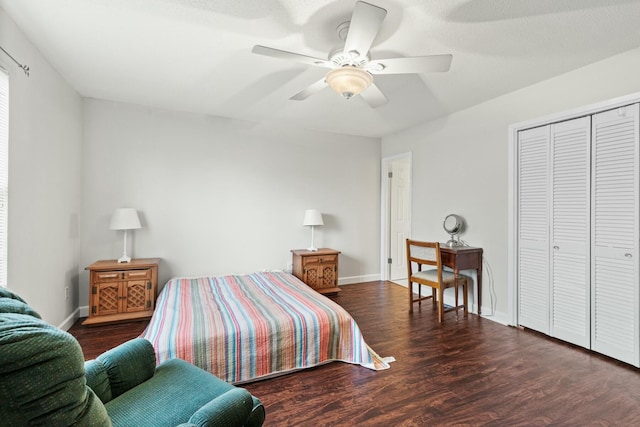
[406,239,469,323]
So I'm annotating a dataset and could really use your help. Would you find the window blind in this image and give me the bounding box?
[0,69,8,287]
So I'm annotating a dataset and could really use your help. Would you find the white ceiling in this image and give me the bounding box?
[2,0,640,138]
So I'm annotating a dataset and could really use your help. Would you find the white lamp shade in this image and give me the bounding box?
[303,209,324,226]
[109,208,141,230]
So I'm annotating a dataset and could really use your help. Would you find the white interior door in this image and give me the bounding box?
[591,103,640,367]
[517,125,551,334]
[389,157,411,281]
[549,116,591,347]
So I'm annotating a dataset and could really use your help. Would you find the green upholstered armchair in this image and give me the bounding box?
[0,288,265,427]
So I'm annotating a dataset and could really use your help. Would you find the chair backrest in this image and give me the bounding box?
[405,239,443,276]
[0,289,111,426]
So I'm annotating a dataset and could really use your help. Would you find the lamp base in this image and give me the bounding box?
[445,238,462,248]
[307,246,319,252]
[118,254,132,263]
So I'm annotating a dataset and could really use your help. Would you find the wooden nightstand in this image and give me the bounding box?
[291,248,341,295]
[82,258,160,326]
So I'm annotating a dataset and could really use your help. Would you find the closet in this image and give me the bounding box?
[515,101,639,367]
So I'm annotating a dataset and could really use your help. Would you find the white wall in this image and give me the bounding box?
[0,9,83,327]
[80,99,381,308]
[382,47,640,323]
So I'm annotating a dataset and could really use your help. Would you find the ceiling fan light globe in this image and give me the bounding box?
[325,66,373,99]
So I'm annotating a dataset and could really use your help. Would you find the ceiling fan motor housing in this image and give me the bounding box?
[328,48,369,68]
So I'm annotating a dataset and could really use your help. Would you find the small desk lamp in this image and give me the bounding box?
[110,208,141,263]
[303,209,324,252]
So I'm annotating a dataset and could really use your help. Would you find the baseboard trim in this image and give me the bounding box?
[79,305,89,318]
[58,307,81,331]
[479,310,511,326]
[71,280,510,327]
[338,274,381,286]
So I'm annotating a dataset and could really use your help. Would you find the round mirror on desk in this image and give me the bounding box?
[443,214,464,247]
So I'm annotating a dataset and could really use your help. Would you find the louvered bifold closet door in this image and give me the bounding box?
[591,103,640,367]
[550,117,591,347]
[517,125,550,334]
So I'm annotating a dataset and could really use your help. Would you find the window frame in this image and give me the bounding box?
[0,66,9,288]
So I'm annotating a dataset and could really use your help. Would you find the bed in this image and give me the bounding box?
[141,271,393,384]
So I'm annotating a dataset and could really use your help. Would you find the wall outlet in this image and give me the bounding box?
[65,286,69,301]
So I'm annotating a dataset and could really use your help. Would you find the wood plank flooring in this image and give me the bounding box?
[69,281,640,426]
[69,318,148,360]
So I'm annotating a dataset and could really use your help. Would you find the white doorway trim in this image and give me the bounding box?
[380,152,412,281]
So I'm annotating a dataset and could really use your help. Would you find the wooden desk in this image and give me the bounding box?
[440,246,483,315]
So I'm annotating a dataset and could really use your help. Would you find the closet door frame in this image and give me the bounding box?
[508,91,640,327]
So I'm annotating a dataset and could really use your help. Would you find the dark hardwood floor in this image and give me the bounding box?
[69,317,149,360]
[69,281,640,426]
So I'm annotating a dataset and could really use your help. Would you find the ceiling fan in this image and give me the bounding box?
[251,1,452,108]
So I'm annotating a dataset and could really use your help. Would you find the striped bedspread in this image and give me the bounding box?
[141,271,392,383]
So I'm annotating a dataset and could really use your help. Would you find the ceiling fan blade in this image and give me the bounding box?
[368,54,453,74]
[290,78,328,101]
[252,45,334,68]
[360,83,387,108]
[343,1,387,57]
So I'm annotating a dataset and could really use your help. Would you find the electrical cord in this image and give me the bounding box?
[452,239,496,315]
[482,255,496,317]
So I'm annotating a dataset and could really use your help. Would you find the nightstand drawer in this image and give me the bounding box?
[302,254,337,265]
[124,269,152,280]
[94,268,152,282]
[94,271,122,282]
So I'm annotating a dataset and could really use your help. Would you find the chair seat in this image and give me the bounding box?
[412,269,467,284]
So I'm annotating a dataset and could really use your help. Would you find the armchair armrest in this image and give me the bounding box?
[96,338,157,399]
[85,359,112,403]
[185,387,254,427]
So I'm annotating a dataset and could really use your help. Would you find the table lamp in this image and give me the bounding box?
[110,208,141,263]
[303,209,324,252]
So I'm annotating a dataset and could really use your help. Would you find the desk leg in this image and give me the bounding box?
[453,269,463,316]
[477,262,483,315]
